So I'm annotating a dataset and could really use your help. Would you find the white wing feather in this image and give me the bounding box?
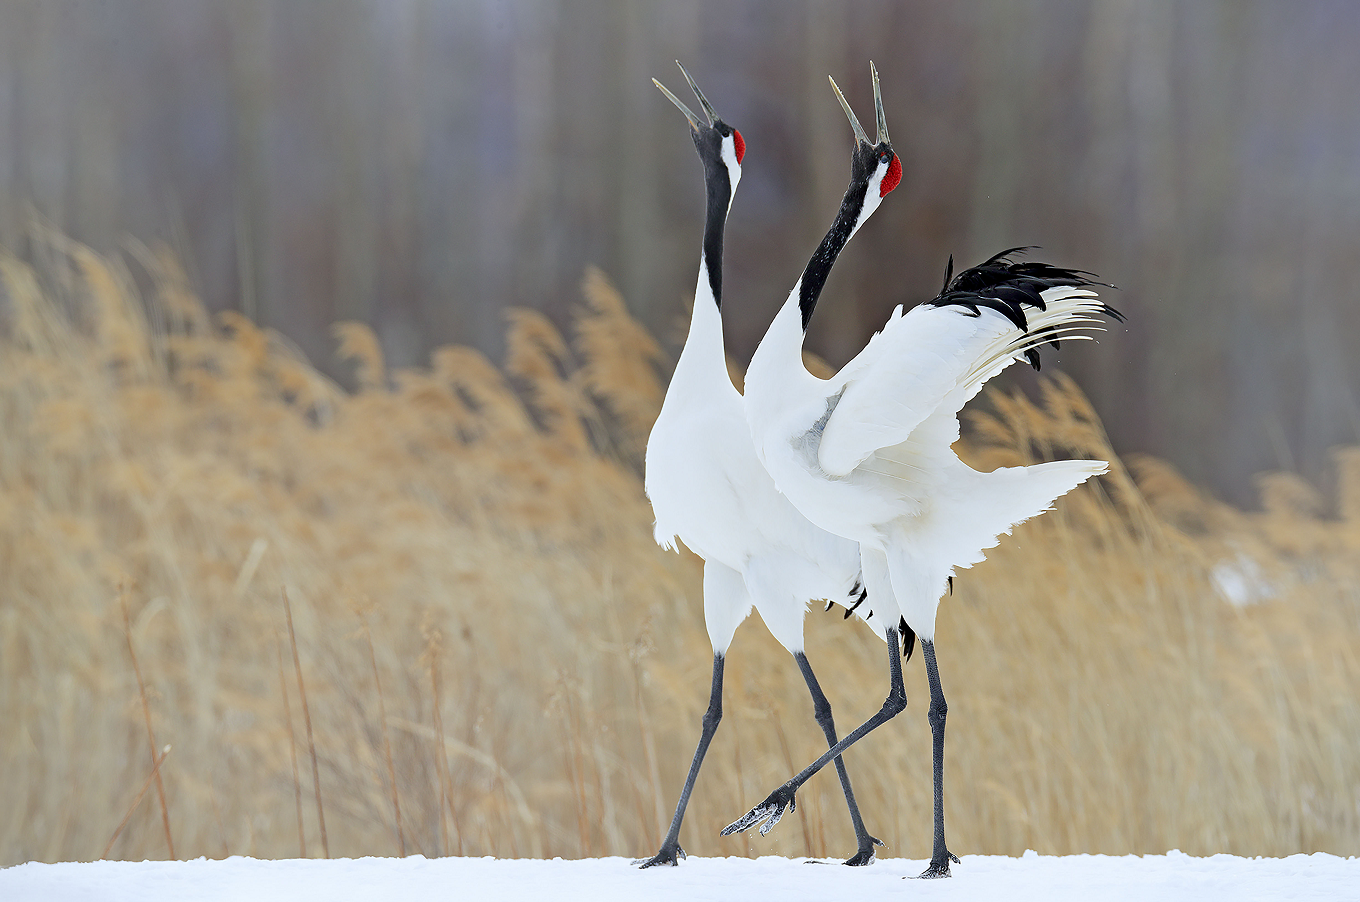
[817,287,1105,477]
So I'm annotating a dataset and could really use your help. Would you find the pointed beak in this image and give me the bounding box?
[655,61,722,133]
[829,74,871,147]
[654,77,703,131]
[676,61,721,126]
[871,61,890,146]
[830,64,891,149]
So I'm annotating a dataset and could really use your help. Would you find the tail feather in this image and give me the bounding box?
[938,458,1108,573]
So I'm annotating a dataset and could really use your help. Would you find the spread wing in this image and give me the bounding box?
[816,251,1119,478]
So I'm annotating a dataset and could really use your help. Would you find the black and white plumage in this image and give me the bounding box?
[636,63,885,869]
[724,66,1120,879]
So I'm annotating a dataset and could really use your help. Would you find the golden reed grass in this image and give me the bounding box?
[1,233,1357,865]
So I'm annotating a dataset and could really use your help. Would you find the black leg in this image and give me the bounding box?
[636,653,725,867]
[794,652,884,865]
[722,628,906,839]
[918,640,959,878]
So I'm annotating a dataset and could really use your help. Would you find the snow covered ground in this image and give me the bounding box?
[3,851,1354,901]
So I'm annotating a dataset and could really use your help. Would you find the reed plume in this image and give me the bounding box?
[1,232,1356,865]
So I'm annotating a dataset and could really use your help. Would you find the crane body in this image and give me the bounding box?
[637,64,884,869]
[722,62,1120,880]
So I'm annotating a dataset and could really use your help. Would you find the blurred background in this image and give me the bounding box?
[3,0,1359,868]
[3,0,1359,505]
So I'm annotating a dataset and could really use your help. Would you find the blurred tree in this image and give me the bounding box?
[1,0,1359,506]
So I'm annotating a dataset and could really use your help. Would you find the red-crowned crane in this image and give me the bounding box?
[637,63,886,868]
[722,64,1121,879]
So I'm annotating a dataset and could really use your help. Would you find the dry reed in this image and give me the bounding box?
[118,586,175,859]
[100,745,170,860]
[0,234,1357,866]
[360,609,405,857]
[282,587,327,858]
[274,638,306,858]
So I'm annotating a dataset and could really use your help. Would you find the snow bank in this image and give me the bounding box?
[2,851,1353,902]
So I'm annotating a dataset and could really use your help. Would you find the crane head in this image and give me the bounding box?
[790,62,902,331]
[654,62,744,198]
[829,61,902,200]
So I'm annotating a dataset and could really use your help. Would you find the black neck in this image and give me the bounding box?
[701,162,731,309]
[797,178,869,331]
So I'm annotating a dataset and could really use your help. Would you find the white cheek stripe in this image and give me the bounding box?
[721,136,742,212]
[850,162,888,239]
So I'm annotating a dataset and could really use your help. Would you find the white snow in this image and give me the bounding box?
[2,852,1354,902]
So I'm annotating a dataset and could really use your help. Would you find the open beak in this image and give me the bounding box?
[654,61,720,132]
[829,61,889,147]
[871,61,890,146]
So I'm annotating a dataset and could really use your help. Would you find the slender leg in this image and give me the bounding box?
[723,627,906,838]
[918,640,959,878]
[794,652,884,865]
[635,653,725,867]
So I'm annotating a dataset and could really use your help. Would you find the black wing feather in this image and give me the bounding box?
[924,247,1122,370]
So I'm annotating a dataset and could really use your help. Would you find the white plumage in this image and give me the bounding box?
[636,63,884,870]
[745,282,1112,641]
[722,61,1120,880]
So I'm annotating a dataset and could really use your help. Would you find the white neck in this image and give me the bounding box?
[746,278,816,405]
[672,257,732,389]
